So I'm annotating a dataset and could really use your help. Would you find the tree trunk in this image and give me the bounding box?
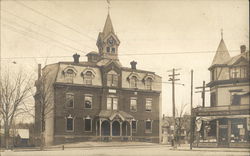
[40,132,44,150]
[4,127,10,149]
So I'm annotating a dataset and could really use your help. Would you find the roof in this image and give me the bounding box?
[102,14,114,38]
[98,110,134,121]
[225,51,249,66]
[211,39,231,66]
[86,51,99,56]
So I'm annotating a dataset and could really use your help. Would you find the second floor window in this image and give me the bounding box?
[231,93,240,105]
[66,93,74,108]
[107,74,118,87]
[210,92,216,107]
[145,98,152,112]
[84,95,92,109]
[130,98,137,112]
[107,97,118,110]
[230,67,241,79]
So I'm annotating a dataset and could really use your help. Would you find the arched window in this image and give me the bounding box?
[145,78,153,90]
[63,67,77,83]
[84,71,93,85]
[130,76,137,88]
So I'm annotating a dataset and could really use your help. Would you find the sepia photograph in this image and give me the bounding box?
[0,0,249,156]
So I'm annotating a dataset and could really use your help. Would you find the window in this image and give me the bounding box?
[211,70,216,81]
[66,115,74,131]
[65,69,75,83]
[107,97,118,110]
[66,93,74,108]
[130,98,137,112]
[84,71,93,85]
[145,120,152,133]
[231,94,240,105]
[107,47,110,53]
[132,120,137,133]
[112,48,115,53]
[230,67,241,79]
[145,98,152,112]
[107,74,118,87]
[145,78,153,90]
[210,92,216,107]
[130,76,137,88]
[84,118,92,132]
[84,95,92,109]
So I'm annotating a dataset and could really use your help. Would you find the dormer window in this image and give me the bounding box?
[81,68,96,85]
[130,76,138,88]
[63,67,77,83]
[84,71,93,85]
[145,78,153,90]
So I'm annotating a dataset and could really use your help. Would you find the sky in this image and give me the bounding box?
[1,0,249,123]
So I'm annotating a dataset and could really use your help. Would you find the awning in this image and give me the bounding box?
[196,115,250,122]
[98,110,134,121]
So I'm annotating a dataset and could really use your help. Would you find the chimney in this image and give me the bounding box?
[73,53,80,63]
[240,45,246,53]
[38,64,41,79]
[130,61,137,69]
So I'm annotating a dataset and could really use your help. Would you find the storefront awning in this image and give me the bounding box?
[197,115,250,122]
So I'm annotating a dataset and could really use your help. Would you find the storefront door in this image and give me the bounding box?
[218,127,228,147]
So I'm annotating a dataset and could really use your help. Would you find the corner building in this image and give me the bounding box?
[34,14,162,145]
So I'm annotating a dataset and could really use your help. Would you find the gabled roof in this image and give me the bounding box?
[211,39,231,66]
[226,51,249,66]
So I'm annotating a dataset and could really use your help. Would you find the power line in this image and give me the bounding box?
[2,18,84,53]
[14,0,97,41]
[1,9,96,50]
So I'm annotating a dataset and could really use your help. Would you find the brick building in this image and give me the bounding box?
[34,14,162,145]
[193,36,250,148]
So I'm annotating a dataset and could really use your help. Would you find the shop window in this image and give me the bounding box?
[84,118,92,132]
[130,98,137,112]
[231,119,247,143]
[66,115,74,131]
[145,98,152,112]
[84,95,92,109]
[65,93,74,108]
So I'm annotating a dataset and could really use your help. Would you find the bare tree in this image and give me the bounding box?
[0,71,33,149]
[34,68,54,150]
[175,103,190,145]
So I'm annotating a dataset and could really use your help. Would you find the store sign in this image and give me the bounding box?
[237,124,243,128]
[109,89,116,93]
[219,125,228,128]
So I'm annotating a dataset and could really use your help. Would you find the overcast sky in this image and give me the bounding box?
[1,0,249,122]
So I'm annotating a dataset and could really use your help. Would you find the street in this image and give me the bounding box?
[1,145,249,156]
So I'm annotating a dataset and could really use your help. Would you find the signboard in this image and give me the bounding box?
[109,89,116,93]
[237,125,243,129]
[239,128,245,135]
[219,125,228,128]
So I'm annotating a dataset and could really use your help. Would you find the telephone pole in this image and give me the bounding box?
[190,70,193,150]
[168,68,181,149]
[195,81,209,107]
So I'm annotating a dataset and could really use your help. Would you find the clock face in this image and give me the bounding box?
[107,37,115,46]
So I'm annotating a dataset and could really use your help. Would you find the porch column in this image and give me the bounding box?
[99,119,102,140]
[120,122,122,137]
[228,120,231,145]
[110,121,112,140]
[216,120,219,145]
[96,120,98,136]
[130,121,132,141]
[126,123,128,136]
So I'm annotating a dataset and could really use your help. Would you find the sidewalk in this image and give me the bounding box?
[170,144,250,153]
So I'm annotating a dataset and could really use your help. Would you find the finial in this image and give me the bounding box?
[106,0,111,14]
[221,28,223,39]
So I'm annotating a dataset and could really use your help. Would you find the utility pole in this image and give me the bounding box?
[168,68,181,149]
[195,81,209,107]
[195,81,209,141]
[190,70,193,150]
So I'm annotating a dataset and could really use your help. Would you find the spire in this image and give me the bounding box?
[102,13,115,37]
[211,38,231,66]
